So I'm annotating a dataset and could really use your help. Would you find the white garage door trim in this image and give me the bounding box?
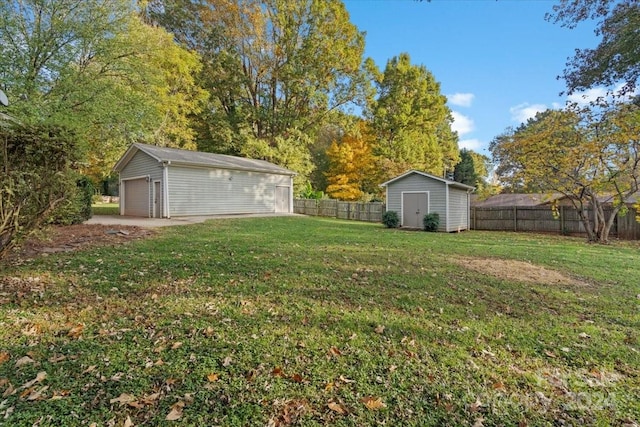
[122,176,151,217]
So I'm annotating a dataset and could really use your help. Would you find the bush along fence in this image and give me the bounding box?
[471,206,640,240]
[294,199,385,223]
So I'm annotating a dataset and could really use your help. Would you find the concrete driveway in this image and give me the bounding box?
[85,213,296,228]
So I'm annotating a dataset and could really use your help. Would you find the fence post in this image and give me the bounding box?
[513,206,517,231]
[560,205,564,234]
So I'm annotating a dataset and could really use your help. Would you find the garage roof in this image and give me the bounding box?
[114,143,297,176]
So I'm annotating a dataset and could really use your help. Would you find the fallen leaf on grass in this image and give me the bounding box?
[166,401,184,421]
[2,382,15,397]
[15,356,35,368]
[360,396,386,410]
[328,401,348,414]
[67,324,84,338]
[374,325,385,334]
[290,373,304,383]
[222,356,232,367]
[124,416,134,427]
[271,367,285,377]
[20,371,46,389]
[26,385,49,401]
[207,373,219,382]
[328,346,342,357]
[110,393,136,406]
[544,350,556,358]
[338,375,355,384]
[0,353,9,364]
[140,393,161,405]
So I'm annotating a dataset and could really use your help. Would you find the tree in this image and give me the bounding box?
[0,0,206,182]
[367,53,459,181]
[1,123,80,259]
[325,122,376,201]
[490,104,640,243]
[146,0,368,187]
[547,0,640,94]
[453,149,478,187]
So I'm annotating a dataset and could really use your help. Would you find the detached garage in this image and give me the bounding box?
[380,170,475,231]
[113,143,296,218]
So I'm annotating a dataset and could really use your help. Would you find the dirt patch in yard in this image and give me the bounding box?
[5,224,155,264]
[454,257,588,286]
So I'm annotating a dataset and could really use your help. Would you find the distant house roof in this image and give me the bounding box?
[380,170,475,191]
[113,143,296,176]
[472,193,562,207]
[473,192,639,207]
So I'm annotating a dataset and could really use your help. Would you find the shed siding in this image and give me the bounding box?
[386,174,447,228]
[167,165,290,216]
[447,188,469,231]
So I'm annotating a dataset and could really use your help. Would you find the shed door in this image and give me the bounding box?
[403,193,428,228]
[275,186,290,213]
[123,178,149,217]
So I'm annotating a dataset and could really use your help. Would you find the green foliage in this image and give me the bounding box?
[368,53,459,180]
[298,183,324,200]
[423,212,440,232]
[453,148,478,187]
[0,0,206,182]
[148,0,367,180]
[382,210,400,228]
[490,103,640,243]
[0,123,79,258]
[50,176,94,225]
[548,0,640,94]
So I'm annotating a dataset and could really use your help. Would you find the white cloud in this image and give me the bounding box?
[567,83,639,106]
[510,103,548,123]
[451,111,474,136]
[459,139,484,151]
[448,93,475,107]
[567,87,608,106]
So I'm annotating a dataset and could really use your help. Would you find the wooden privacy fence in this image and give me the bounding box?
[471,206,640,240]
[294,199,385,223]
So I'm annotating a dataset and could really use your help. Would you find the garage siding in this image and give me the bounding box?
[167,166,291,216]
[386,174,447,229]
[119,152,163,217]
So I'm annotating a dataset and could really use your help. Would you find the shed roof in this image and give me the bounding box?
[380,170,475,191]
[113,143,296,176]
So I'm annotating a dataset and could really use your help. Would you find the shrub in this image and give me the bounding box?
[382,210,400,228]
[423,212,440,232]
[50,176,94,225]
[0,123,79,258]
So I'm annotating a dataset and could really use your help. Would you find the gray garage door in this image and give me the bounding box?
[402,192,428,228]
[123,178,149,217]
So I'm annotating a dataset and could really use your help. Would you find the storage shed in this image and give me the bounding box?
[380,170,475,231]
[113,143,296,218]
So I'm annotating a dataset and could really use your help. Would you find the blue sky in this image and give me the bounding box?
[343,0,602,156]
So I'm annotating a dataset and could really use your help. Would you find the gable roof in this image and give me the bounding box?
[472,193,562,207]
[473,192,639,207]
[380,170,475,191]
[113,143,296,176]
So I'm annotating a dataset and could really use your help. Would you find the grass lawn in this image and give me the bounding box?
[0,216,638,426]
[91,203,119,216]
